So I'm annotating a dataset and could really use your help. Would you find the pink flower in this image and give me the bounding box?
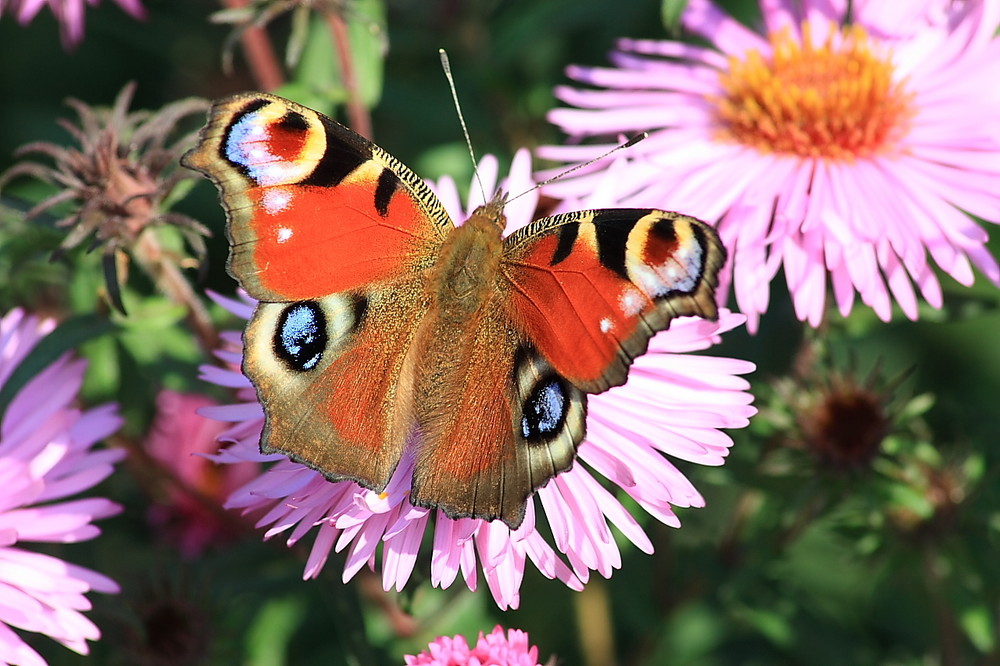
[1,0,146,49]
[198,150,756,609]
[145,390,258,558]
[541,0,1000,332]
[404,625,542,666]
[0,309,124,666]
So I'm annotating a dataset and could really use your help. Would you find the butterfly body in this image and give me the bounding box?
[427,200,505,321]
[183,93,726,528]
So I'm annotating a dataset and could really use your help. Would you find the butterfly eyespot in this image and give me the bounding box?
[521,376,568,442]
[275,302,327,372]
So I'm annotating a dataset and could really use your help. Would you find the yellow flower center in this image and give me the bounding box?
[713,23,915,160]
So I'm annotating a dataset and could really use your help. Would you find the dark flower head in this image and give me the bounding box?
[0,83,210,312]
[114,575,216,666]
[775,347,907,471]
[798,372,892,469]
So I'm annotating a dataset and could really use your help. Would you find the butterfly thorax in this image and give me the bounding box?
[428,202,506,321]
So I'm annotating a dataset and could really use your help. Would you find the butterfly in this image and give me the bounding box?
[182,92,726,529]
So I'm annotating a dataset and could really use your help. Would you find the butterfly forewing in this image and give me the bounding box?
[181,92,453,301]
[501,209,726,393]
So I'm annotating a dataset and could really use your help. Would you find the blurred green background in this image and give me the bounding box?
[1,1,998,664]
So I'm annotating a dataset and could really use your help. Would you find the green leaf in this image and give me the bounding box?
[245,595,307,666]
[661,0,688,32]
[0,313,114,422]
[744,606,794,647]
[960,604,995,653]
[346,0,387,108]
[287,1,386,115]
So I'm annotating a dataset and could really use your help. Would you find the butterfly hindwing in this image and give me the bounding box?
[409,296,586,527]
[183,93,455,492]
[244,286,429,489]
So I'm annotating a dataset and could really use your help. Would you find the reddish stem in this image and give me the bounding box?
[222,0,285,91]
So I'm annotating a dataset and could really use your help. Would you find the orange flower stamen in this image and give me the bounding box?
[713,23,915,160]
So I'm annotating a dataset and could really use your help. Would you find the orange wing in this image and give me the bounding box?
[182,92,452,301]
[501,209,725,393]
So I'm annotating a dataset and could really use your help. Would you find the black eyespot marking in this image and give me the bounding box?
[302,116,369,187]
[277,110,310,133]
[274,302,327,372]
[374,169,398,217]
[243,99,270,114]
[651,216,679,245]
[594,210,642,279]
[521,376,569,443]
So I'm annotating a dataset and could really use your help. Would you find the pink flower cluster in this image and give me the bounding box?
[405,625,542,666]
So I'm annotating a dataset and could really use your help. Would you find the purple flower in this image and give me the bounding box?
[541,0,1000,332]
[198,149,756,609]
[0,309,124,665]
[1,0,146,49]
[404,625,542,666]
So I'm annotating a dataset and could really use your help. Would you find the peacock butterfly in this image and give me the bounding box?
[182,93,726,529]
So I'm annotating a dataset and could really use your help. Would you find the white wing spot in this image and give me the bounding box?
[264,163,288,182]
[276,227,293,243]
[263,188,293,215]
[600,317,614,333]
[619,287,645,317]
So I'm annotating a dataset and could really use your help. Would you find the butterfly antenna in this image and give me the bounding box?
[506,132,648,205]
[439,48,489,204]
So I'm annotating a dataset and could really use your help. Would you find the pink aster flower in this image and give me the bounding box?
[0,309,124,666]
[145,390,258,558]
[1,0,146,49]
[404,625,543,666]
[198,149,756,610]
[541,0,1000,332]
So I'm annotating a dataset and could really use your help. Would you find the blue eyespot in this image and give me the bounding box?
[275,302,326,371]
[521,377,567,442]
